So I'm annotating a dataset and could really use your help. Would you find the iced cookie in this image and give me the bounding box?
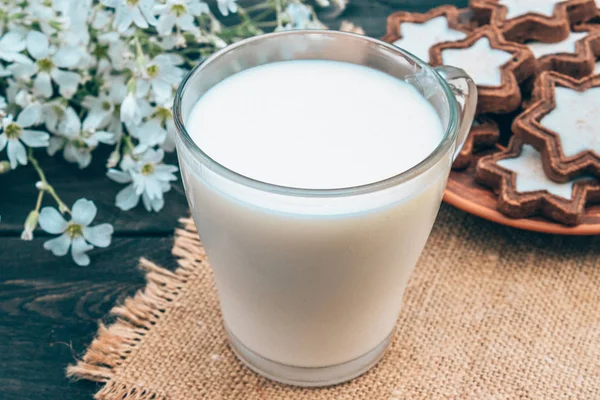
[469,0,597,43]
[513,71,600,181]
[476,138,600,225]
[382,6,471,63]
[430,27,536,114]
[528,25,600,78]
[453,116,501,170]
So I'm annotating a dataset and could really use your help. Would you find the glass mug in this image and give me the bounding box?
[174,30,477,387]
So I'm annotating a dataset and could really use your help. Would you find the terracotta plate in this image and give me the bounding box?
[444,152,600,236]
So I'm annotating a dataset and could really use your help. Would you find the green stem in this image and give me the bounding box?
[35,189,44,212]
[244,3,273,12]
[251,8,275,24]
[255,21,278,27]
[225,6,275,30]
[28,150,71,214]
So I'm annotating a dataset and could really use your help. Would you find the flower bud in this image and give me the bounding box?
[36,181,50,190]
[107,149,121,168]
[0,161,10,174]
[21,210,39,241]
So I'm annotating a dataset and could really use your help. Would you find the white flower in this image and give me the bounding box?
[10,31,81,98]
[120,79,152,125]
[0,96,6,112]
[127,119,167,154]
[107,149,178,212]
[24,0,66,35]
[82,76,129,138]
[217,0,237,16]
[47,107,115,168]
[150,101,177,152]
[97,32,135,71]
[0,4,23,34]
[282,3,324,30]
[0,107,50,169]
[140,54,185,103]
[154,0,209,36]
[56,0,93,47]
[0,31,32,64]
[101,0,158,32]
[39,198,114,266]
[158,33,187,50]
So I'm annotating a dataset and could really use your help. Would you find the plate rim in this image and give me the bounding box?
[443,188,600,236]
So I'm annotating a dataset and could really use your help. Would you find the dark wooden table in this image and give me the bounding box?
[0,1,466,399]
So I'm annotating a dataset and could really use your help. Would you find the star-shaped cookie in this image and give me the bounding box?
[430,27,535,114]
[469,0,597,43]
[453,116,500,170]
[382,6,471,63]
[528,25,600,78]
[476,138,600,225]
[513,71,600,182]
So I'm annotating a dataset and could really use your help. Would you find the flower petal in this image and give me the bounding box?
[83,223,113,248]
[52,46,81,69]
[39,207,68,234]
[142,192,164,212]
[47,136,65,156]
[115,183,140,211]
[7,139,26,168]
[144,176,163,200]
[100,0,119,7]
[26,31,49,60]
[107,168,133,183]
[63,143,91,168]
[20,130,49,147]
[34,72,53,98]
[58,107,82,138]
[129,6,149,30]
[139,0,157,25]
[0,32,26,53]
[51,69,81,99]
[114,5,135,32]
[43,233,71,256]
[71,236,93,266]
[142,148,164,164]
[0,133,7,151]
[71,198,97,226]
[156,14,176,35]
[17,103,42,127]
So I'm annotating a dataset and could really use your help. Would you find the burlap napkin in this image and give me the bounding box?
[67,205,600,399]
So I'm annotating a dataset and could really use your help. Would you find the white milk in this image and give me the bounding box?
[178,60,450,368]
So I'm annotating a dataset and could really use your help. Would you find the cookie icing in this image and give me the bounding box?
[498,144,576,199]
[528,31,588,59]
[540,86,600,157]
[500,0,563,19]
[392,16,467,63]
[441,37,513,87]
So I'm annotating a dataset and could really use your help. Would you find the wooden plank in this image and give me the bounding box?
[0,149,189,236]
[0,237,178,400]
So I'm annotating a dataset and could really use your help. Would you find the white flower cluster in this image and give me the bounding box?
[0,0,336,265]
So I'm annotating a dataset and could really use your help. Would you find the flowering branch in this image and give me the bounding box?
[0,0,353,265]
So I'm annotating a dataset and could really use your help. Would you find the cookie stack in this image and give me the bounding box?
[383,1,600,226]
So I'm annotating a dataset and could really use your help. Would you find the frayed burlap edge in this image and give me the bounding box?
[66,217,200,400]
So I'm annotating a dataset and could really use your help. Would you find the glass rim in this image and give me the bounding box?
[173,30,459,198]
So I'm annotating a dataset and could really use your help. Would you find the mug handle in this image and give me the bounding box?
[434,66,478,161]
